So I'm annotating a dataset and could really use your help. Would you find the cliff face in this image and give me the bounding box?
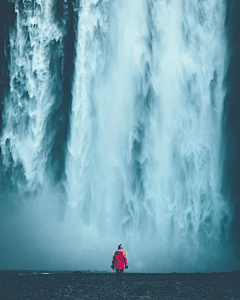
[223,0,240,249]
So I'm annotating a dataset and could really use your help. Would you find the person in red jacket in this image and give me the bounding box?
[111,244,128,288]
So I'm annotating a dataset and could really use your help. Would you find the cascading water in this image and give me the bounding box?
[0,0,237,272]
[1,0,64,190]
[65,0,231,271]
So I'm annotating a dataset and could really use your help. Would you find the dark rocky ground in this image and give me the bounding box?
[0,271,240,300]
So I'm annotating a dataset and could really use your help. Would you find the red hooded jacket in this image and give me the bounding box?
[112,249,127,269]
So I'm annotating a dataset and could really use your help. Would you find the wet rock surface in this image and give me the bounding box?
[0,271,240,299]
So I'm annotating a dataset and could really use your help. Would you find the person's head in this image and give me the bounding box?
[118,244,123,250]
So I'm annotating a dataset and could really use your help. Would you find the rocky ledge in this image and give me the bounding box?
[0,271,240,299]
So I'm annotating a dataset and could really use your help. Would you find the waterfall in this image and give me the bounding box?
[0,0,236,272]
[65,0,231,271]
[1,0,64,190]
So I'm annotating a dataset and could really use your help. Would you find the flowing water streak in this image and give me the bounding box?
[65,0,111,228]
[66,0,154,241]
[1,0,63,190]
[141,0,231,269]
